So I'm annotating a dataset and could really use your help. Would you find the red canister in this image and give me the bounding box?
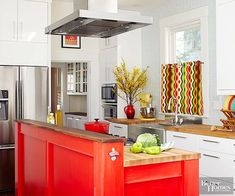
[84,119,109,134]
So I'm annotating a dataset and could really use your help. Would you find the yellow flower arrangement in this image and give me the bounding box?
[113,60,148,105]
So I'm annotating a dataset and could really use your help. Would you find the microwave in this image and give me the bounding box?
[101,83,117,103]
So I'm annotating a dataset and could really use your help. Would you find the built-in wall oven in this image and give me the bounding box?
[101,83,117,119]
[102,103,117,119]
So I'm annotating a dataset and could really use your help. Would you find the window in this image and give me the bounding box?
[160,7,209,117]
[173,24,201,63]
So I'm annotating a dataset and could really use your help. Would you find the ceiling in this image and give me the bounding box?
[53,0,162,12]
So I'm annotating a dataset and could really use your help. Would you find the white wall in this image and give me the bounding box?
[51,0,99,63]
[51,0,100,121]
[141,0,225,125]
[116,28,142,118]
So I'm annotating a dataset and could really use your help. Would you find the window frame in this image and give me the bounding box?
[160,6,209,117]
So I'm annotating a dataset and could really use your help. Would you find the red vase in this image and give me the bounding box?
[124,105,135,119]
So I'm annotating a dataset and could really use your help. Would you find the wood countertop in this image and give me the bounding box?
[124,146,200,167]
[107,118,163,125]
[166,124,235,139]
[108,118,235,139]
[16,119,125,143]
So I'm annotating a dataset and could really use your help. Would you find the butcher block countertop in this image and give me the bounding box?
[124,146,200,167]
[107,118,163,125]
[108,118,235,139]
[166,124,235,139]
[16,119,125,143]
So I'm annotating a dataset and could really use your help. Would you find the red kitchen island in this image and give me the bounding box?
[15,120,200,196]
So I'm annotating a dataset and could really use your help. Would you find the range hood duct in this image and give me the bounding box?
[45,0,153,38]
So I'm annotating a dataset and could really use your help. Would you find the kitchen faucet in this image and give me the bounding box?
[168,97,182,125]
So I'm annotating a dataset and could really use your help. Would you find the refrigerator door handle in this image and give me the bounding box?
[15,80,23,120]
[19,81,23,119]
[0,144,15,150]
[15,80,20,120]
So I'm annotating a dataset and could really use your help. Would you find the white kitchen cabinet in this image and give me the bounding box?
[109,122,128,138]
[198,135,235,186]
[200,149,235,179]
[100,37,117,50]
[166,131,199,152]
[18,0,48,43]
[66,115,74,128]
[167,130,235,189]
[216,0,235,95]
[0,0,50,65]
[0,0,17,41]
[100,46,117,83]
[65,114,88,130]
[67,62,88,95]
[0,0,48,43]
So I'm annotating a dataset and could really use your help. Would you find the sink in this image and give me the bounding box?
[157,118,202,127]
[158,121,177,126]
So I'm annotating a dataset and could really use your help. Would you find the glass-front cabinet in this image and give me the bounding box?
[67,62,88,95]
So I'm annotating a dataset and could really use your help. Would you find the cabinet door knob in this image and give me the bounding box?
[114,126,122,129]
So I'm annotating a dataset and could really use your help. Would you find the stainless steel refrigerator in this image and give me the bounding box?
[0,65,48,194]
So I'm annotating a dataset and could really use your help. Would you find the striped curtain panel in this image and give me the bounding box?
[161,61,203,116]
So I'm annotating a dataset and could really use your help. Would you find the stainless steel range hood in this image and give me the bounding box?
[45,0,153,38]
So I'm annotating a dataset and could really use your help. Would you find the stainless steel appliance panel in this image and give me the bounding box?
[0,67,18,145]
[128,124,166,144]
[0,66,18,193]
[20,66,48,122]
[102,103,117,119]
[0,66,48,193]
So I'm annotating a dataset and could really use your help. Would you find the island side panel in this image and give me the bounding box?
[124,161,182,196]
[93,142,124,196]
[182,159,199,196]
[15,122,125,196]
[124,160,200,196]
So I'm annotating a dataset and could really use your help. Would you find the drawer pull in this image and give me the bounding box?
[203,154,220,159]
[114,126,122,129]
[173,135,187,139]
[203,139,220,144]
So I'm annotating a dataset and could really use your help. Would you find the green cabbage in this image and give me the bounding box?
[136,133,160,148]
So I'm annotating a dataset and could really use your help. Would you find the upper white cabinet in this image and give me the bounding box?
[100,37,117,50]
[99,46,117,83]
[0,0,50,65]
[18,0,48,43]
[0,0,48,43]
[0,0,18,41]
[67,62,88,95]
[216,0,235,95]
